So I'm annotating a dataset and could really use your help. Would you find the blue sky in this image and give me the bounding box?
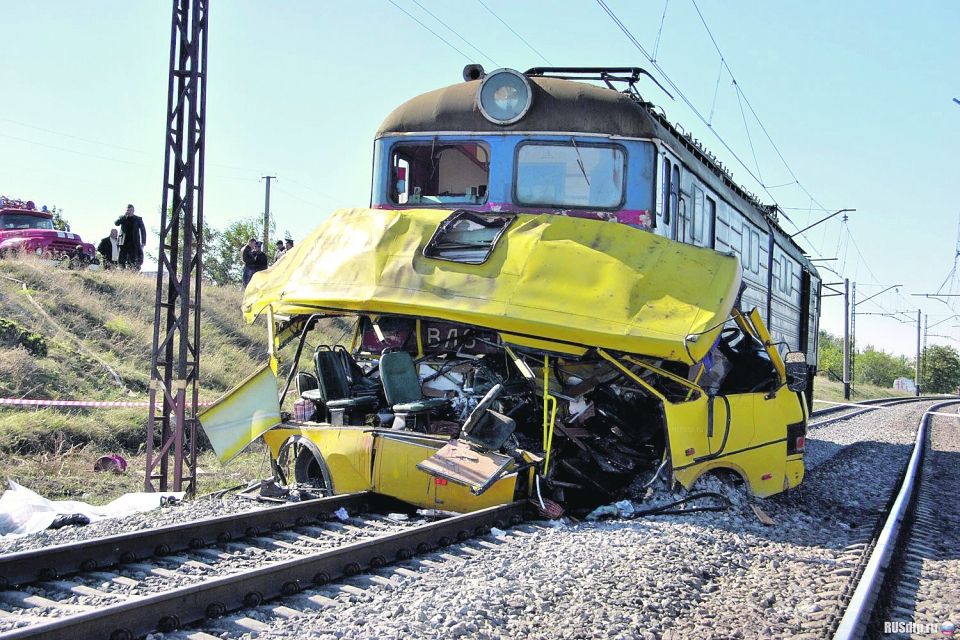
[2,0,958,358]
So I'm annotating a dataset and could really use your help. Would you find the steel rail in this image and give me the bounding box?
[808,396,941,428]
[0,501,526,640]
[810,395,936,418]
[831,400,959,640]
[0,492,374,588]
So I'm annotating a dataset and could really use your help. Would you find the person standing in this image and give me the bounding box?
[273,239,286,262]
[241,237,258,286]
[114,204,146,270]
[97,228,120,268]
[252,241,268,274]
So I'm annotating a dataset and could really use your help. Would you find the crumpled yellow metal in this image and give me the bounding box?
[243,208,742,364]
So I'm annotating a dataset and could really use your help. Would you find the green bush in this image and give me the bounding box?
[0,316,47,357]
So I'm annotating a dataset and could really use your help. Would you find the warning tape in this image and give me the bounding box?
[0,398,215,408]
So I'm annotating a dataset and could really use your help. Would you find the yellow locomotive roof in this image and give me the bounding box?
[242,208,742,364]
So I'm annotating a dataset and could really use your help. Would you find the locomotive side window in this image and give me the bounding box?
[670,165,680,230]
[706,195,717,248]
[661,157,671,224]
[691,184,705,244]
[515,142,625,209]
[390,142,490,206]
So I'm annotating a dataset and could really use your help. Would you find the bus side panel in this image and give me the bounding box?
[373,435,517,512]
[266,427,376,494]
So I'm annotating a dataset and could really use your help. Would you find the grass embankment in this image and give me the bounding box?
[812,376,912,404]
[0,257,271,501]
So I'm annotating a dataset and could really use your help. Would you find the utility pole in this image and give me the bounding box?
[915,310,922,397]
[850,282,856,397]
[262,175,276,250]
[843,278,851,400]
[922,315,928,384]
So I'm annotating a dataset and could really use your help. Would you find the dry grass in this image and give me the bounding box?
[0,257,301,503]
[0,446,269,504]
[0,256,263,405]
[813,376,913,404]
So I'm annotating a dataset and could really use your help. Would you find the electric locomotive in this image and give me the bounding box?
[202,66,818,513]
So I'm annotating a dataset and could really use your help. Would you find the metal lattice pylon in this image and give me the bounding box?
[145,0,209,494]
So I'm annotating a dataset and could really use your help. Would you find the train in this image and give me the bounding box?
[202,66,819,515]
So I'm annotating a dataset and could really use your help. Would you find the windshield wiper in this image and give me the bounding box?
[570,137,590,187]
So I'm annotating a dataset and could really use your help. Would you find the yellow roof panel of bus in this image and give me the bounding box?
[242,208,742,364]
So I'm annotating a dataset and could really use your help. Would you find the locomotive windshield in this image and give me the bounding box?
[515,142,625,209]
[390,141,490,206]
[0,214,54,230]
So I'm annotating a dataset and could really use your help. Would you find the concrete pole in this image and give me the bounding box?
[922,314,928,384]
[843,278,851,400]
[850,282,856,397]
[262,175,276,250]
[915,310,922,396]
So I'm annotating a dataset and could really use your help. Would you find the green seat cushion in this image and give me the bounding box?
[393,397,449,413]
[327,396,378,410]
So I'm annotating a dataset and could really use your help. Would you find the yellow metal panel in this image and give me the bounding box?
[266,426,375,493]
[243,208,742,364]
[198,364,281,463]
[746,308,787,383]
[373,434,516,512]
[670,386,805,496]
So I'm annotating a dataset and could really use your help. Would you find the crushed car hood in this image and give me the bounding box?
[242,208,741,364]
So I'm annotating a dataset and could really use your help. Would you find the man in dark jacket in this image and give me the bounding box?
[241,237,258,286]
[114,204,146,270]
[97,228,120,268]
[252,241,268,273]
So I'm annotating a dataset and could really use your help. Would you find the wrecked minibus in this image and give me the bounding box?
[200,67,815,514]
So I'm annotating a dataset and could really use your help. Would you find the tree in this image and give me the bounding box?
[50,206,70,232]
[817,330,844,380]
[920,344,960,393]
[204,216,275,286]
[854,346,913,387]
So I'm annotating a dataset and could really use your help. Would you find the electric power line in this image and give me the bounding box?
[475,0,553,65]
[688,0,832,216]
[409,0,499,68]
[386,0,473,62]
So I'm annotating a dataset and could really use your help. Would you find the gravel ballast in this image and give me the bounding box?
[185,401,945,639]
[3,400,954,639]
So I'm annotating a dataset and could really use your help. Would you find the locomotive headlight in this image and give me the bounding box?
[477,69,533,125]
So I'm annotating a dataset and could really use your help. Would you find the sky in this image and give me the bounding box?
[2,0,958,358]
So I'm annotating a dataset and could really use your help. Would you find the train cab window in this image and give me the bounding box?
[515,142,625,209]
[390,142,490,206]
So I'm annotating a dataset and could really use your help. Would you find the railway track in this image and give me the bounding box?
[828,400,959,639]
[0,494,525,639]
[808,395,938,428]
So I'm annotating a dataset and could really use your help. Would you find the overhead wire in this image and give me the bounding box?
[593,0,783,216]
[408,0,499,67]
[688,0,831,216]
[475,0,553,65]
[386,0,473,62]
[733,81,764,185]
[651,0,671,62]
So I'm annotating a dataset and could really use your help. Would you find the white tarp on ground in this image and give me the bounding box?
[0,480,184,536]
